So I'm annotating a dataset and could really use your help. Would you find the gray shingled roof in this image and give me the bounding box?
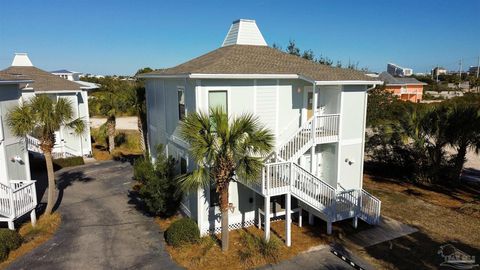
[379,72,426,85]
[1,66,83,91]
[146,45,377,81]
[0,71,32,82]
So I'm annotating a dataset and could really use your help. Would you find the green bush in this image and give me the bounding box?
[238,230,281,264]
[165,218,200,247]
[135,145,182,217]
[0,244,8,262]
[53,156,85,169]
[0,229,23,262]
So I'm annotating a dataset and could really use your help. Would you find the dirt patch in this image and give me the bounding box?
[157,216,330,270]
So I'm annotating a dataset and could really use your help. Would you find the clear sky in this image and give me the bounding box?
[1,0,479,75]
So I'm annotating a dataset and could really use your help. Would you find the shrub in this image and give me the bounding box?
[53,156,85,169]
[165,218,200,247]
[0,229,23,262]
[0,229,23,251]
[135,144,182,217]
[238,230,281,264]
[0,244,7,262]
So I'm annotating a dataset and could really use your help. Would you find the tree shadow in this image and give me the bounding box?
[364,231,480,270]
[113,153,143,165]
[53,170,93,212]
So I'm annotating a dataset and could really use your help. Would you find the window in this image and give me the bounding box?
[178,87,185,120]
[208,91,227,113]
[180,157,187,174]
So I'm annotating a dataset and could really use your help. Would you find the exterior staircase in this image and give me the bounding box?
[240,114,381,229]
[0,180,37,229]
[27,135,77,158]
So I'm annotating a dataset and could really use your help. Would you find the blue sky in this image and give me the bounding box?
[1,0,479,75]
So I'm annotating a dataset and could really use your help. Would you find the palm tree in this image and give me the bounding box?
[445,104,480,180]
[92,89,130,153]
[7,95,85,215]
[177,107,274,252]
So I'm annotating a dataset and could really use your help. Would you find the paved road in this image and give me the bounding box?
[90,117,138,130]
[8,161,181,270]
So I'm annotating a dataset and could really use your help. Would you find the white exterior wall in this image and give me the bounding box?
[0,84,31,185]
[145,76,370,233]
[337,85,367,190]
[21,90,92,156]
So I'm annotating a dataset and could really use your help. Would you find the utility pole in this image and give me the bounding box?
[458,58,463,79]
[436,64,439,82]
[477,56,479,79]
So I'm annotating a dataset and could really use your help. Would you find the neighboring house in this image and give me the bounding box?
[387,63,413,77]
[432,66,448,77]
[1,53,92,158]
[468,66,479,76]
[51,69,100,90]
[140,19,383,245]
[0,72,37,229]
[379,72,426,102]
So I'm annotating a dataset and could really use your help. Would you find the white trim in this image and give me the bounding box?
[191,73,301,79]
[253,79,257,114]
[336,88,344,185]
[275,79,279,140]
[315,80,383,86]
[0,80,33,84]
[32,90,81,94]
[138,74,189,79]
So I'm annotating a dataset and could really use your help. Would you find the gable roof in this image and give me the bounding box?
[379,72,426,86]
[143,45,378,82]
[1,66,83,91]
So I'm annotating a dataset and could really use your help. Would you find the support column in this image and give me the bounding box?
[30,210,37,227]
[298,208,303,228]
[264,196,270,241]
[352,216,358,229]
[310,83,317,174]
[257,208,261,229]
[308,212,314,225]
[285,193,291,247]
[7,221,14,230]
[327,221,332,235]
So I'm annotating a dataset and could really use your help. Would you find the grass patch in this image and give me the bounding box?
[355,175,480,269]
[156,216,329,270]
[91,128,143,161]
[0,213,61,269]
[53,156,85,169]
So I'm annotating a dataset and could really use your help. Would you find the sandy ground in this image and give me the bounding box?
[90,116,138,130]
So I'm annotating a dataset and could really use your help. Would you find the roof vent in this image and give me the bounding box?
[222,19,267,47]
[11,53,33,67]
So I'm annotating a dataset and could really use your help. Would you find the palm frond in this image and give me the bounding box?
[176,166,211,192]
[6,102,35,137]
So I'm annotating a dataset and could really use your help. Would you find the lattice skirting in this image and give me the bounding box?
[201,215,288,235]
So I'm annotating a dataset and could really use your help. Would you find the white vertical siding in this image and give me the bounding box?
[255,80,277,140]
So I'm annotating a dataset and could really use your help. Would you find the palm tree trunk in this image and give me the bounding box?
[43,150,56,215]
[106,116,116,153]
[137,115,146,153]
[454,144,468,181]
[219,185,229,252]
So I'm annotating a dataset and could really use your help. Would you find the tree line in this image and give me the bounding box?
[272,40,367,70]
[366,88,480,184]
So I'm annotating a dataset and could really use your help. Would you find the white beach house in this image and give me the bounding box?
[141,19,382,245]
[0,72,37,229]
[2,53,93,158]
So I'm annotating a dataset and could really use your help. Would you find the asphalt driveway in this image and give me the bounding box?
[8,160,181,270]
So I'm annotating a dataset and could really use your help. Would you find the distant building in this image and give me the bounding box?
[468,66,480,76]
[52,69,99,90]
[431,67,447,77]
[387,63,413,77]
[379,72,426,103]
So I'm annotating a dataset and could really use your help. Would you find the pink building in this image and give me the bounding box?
[379,72,426,102]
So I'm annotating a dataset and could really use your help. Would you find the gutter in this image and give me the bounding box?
[137,73,383,86]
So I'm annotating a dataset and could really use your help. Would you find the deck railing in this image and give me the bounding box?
[0,180,37,219]
[359,189,381,225]
[276,114,340,162]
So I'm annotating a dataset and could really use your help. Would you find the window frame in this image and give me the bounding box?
[177,86,186,120]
